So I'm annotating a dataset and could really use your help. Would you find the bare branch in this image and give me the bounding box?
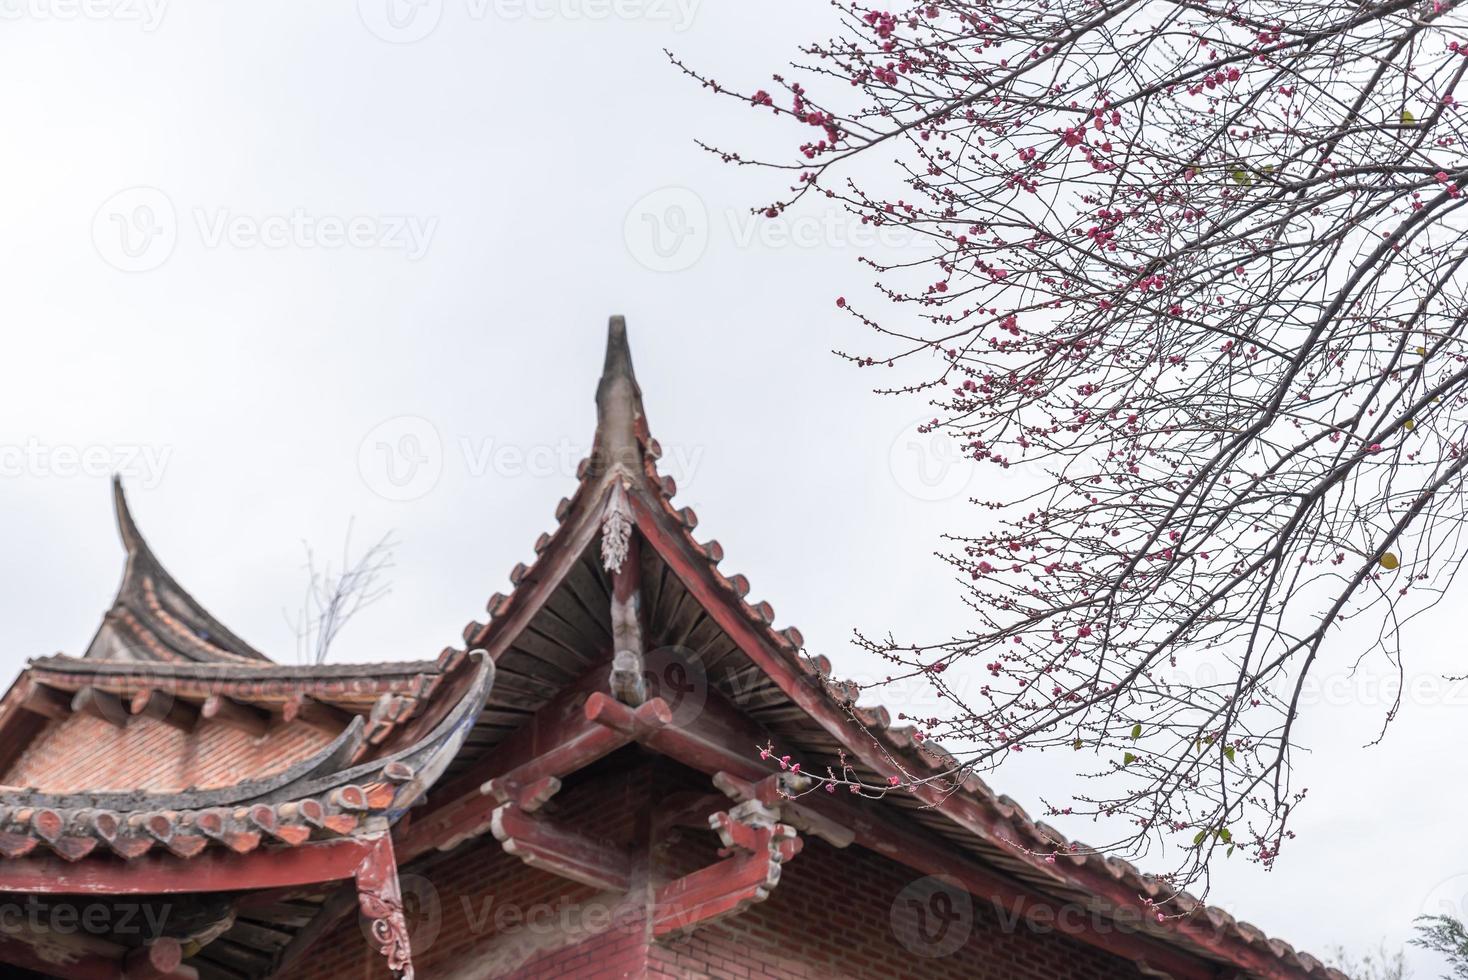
[284,519,397,665]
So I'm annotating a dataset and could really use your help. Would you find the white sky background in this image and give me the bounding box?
[0,1,1457,975]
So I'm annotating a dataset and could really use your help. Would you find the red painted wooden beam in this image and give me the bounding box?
[397,684,666,862]
[491,802,632,892]
[0,837,374,895]
[653,810,800,937]
[588,688,760,780]
[494,696,668,801]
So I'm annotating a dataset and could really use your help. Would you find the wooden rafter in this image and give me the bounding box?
[130,689,201,732]
[281,693,353,731]
[201,695,270,737]
[20,681,73,721]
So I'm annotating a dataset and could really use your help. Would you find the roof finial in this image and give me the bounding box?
[592,316,648,480]
[112,475,147,557]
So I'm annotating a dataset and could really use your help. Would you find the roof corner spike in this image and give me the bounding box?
[111,475,146,557]
[592,315,649,481]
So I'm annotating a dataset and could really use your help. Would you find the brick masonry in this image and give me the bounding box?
[3,712,335,794]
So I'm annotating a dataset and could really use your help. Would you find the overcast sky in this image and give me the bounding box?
[0,2,1457,976]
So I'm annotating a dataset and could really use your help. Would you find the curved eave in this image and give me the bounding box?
[86,478,273,665]
[0,653,493,867]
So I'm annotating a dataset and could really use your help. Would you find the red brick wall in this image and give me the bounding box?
[2,712,334,793]
[646,835,1143,980]
[285,758,1148,980]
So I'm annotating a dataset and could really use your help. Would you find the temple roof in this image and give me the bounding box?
[0,317,1339,980]
[0,641,491,840]
[445,317,1344,980]
[84,478,273,665]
